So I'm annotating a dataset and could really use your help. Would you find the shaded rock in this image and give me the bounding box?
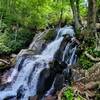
[54,36,71,61]
[29,96,38,100]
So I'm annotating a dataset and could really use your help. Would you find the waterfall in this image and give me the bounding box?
[0,26,78,100]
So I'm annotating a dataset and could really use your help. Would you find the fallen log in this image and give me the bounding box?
[84,51,100,62]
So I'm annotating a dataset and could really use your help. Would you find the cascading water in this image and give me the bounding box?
[0,26,78,100]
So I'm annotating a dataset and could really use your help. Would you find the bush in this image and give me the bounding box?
[0,20,34,54]
[78,54,93,69]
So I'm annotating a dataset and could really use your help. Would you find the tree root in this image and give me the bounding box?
[84,51,100,62]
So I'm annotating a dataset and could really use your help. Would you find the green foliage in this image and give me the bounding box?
[78,54,93,69]
[62,87,86,100]
[78,45,100,69]
[84,37,95,47]
[0,0,97,55]
[0,20,33,54]
[63,87,74,100]
[86,47,100,57]
[0,0,73,54]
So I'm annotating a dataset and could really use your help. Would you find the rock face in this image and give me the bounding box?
[29,29,56,52]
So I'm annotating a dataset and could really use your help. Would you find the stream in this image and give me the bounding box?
[0,26,78,100]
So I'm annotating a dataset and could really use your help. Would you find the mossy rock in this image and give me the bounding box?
[44,29,56,42]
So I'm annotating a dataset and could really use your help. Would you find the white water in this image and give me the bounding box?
[0,26,77,100]
[0,33,63,100]
[56,26,75,39]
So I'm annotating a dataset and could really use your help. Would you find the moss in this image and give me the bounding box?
[44,29,56,42]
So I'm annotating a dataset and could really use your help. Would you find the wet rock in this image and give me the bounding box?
[63,67,72,85]
[54,36,71,61]
[29,96,38,100]
[3,96,16,100]
[53,74,65,92]
[36,68,50,98]
[44,96,57,100]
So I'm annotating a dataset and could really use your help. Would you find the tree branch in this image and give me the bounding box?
[0,59,10,65]
[84,51,100,62]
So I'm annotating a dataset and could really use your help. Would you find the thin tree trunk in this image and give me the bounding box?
[87,0,96,35]
[58,8,63,27]
[88,0,100,50]
[58,0,63,27]
[76,0,83,26]
[70,0,81,31]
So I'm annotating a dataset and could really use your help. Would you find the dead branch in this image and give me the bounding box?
[84,51,100,62]
[0,59,10,65]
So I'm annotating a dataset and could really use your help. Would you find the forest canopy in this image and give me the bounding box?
[0,0,100,54]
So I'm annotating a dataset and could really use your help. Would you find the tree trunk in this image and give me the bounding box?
[70,0,81,31]
[87,0,96,35]
[88,0,100,51]
[76,0,83,26]
[58,0,63,27]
